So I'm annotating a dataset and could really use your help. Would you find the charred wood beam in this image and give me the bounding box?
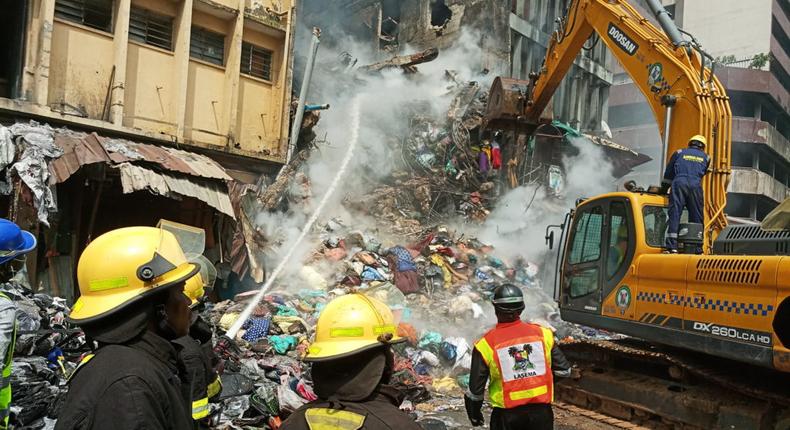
[358,48,439,73]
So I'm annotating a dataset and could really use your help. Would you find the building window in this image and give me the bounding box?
[55,0,113,33]
[129,7,173,51]
[568,206,603,265]
[240,42,273,81]
[642,206,668,248]
[190,27,224,66]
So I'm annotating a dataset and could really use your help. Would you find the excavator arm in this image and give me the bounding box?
[526,0,731,251]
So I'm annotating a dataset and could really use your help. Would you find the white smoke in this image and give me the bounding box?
[246,19,619,342]
[251,29,495,287]
[456,136,617,297]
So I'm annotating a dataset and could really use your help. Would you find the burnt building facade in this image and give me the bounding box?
[510,1,612,132]
[300,0,612,134]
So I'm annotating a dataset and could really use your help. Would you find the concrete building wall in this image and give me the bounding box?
[48,22,116,119]
[674,0,773,63]
[1,0,296,171]
[125,42,178,134]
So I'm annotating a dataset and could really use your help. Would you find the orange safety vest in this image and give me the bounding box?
[474,321,554,409]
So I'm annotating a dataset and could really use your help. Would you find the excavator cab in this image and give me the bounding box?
[551,192,790,372]
[558,194,643,314]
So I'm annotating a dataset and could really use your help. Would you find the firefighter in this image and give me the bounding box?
[281,293,422,430]
[662,135,710,253]
[174,274,222,425]
[55,226,198,430]
[0,219,36,429]
[465,284,573,430]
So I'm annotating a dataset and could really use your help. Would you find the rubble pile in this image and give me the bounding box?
[0,221,624,429]
[198,221,601,428]
[332,80,500,240]
[1,276,82,430]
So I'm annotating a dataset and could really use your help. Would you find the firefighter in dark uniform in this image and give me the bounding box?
[174,274,222,425]
[281,293,421,430]
[464,284,573,430]
[661,135,710,253]
[56,227,200,430]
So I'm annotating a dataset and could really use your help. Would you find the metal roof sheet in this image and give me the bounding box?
[50,132,232,183]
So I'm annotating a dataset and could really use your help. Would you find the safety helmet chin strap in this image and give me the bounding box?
[154,303,181,340]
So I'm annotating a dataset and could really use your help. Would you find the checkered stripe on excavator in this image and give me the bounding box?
[635,292,773,316]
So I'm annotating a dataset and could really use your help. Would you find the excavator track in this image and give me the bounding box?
[555,338,790,429]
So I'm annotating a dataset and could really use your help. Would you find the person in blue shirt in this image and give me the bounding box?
[661,135,710,253]
[0,218,36,430]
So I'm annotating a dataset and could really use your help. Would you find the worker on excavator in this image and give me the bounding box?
[465,284,573,430]
[661,135,710,253]
[0,219,36,430]
[607,225,629,278]
[280,293,421,430]
[55,226,198,430]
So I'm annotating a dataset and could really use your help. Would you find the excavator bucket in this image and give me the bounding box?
[762,197,790,231]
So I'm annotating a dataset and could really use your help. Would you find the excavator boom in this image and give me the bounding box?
[539,0,790,375]
[527,0,731,251]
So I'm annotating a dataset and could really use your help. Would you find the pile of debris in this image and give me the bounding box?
[2,220,624,429]
[2,274,83,429]
[199,221,618,428]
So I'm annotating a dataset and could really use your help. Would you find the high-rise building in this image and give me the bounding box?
[609,0,790,221]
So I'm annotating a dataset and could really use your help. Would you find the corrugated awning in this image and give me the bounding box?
[47,131,235,216]
[117,163,234,217]
[50,132,232,184]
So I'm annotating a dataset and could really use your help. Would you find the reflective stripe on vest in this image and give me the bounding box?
[0,293,15,430]
[475,321,554,409]
[304,408,366,430]
[207,377,222,400]
[192,397,209,419]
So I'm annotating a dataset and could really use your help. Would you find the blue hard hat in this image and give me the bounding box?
[0,219,36,265]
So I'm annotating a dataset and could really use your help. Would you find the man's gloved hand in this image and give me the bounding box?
[658,183,670,195]
[571,367,582,380]
[464,395,484,427]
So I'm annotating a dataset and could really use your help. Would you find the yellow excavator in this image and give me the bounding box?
[533,0,790,372]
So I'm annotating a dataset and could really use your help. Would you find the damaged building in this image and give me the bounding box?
[298,0,642,177]
[300,0,611,138]
[300,0,512,76]
[0,0,297,299]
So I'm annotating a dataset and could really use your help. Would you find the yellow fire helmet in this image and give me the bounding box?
[184,274,205,308]
[183,256,216,308]
[305,293,404,362]
[69,226,200,324]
